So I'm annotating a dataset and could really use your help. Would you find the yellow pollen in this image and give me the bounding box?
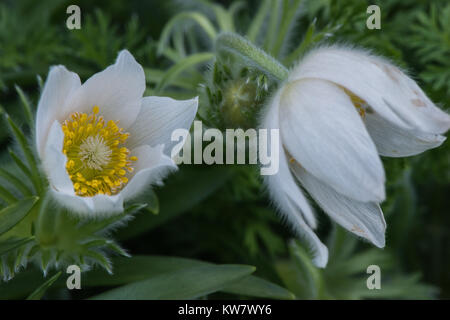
[340,87,368,119]
[62,106,138,197]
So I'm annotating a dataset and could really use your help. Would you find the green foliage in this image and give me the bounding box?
[0,0,448,300]
[0,91,149,281]
[26,271,62,300]
[408,4,450,96]
[275,228,436,299]
[90,263,256,300]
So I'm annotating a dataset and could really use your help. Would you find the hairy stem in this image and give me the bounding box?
[215,32,289,81]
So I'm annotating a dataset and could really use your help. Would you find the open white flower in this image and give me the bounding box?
[262,45,450,267]
[36,50,198,217]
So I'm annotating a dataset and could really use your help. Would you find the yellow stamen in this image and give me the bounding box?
[341,87,369,119]
[62,106,138,197]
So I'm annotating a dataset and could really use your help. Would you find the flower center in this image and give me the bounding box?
[79,135,112,170]
[62,106,138,197]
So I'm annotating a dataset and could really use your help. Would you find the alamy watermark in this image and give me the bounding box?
[366,5,381,30]
[66,5,81,30]
[171,121,280,175]
[366,265,381,290]
[66,265,81,290]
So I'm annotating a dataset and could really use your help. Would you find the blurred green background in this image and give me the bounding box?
[0,0,449,299]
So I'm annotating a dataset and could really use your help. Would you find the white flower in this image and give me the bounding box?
[262,45,450,268]
[36,50,198,217]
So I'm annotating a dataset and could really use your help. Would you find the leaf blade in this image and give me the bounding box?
[26,271,62,300]
[90,264,255,300]
[0,196,39,236]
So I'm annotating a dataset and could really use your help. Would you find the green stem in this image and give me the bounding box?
[215,32,289,81]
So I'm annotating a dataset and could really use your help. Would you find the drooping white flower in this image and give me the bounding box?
[36,50,198,216]
[262,45,450,268]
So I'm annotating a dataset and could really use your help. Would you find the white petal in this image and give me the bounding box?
[261,93,317,228]
[88,194,124,217]
[50,191,124,218]
[120,144,177,201]
[261,94,327,267]
[43,121,124,217]
[49,191,93,215]
[265,171,328,267]
[293,164,386,248]
[365,112,447,157]
[63,50,145,129]
[36,66,81,158]
[291,45,450,134]
[126,96,198,155]
[43,121,76,195]
[279,78,385,202]
[54,145,177,216]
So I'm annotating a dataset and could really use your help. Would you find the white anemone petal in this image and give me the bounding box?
[280,78,385,202]
[63,50,145,129]
[120,144,177,202]
[50,191,123,217]
[293,164,386,248]
[261,94,327,267]
[365,112,447,157]
[265,170,328,267]
[43,121,76,195]
[261,93,317,228]
[290,45,450,134]
[127,96,198,155]
[36,66,80,157]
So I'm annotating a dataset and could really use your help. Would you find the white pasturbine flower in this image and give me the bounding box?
[262,45,450,267]
[36,50,198,216]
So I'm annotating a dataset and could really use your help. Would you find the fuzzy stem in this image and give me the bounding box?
[215,32,289,81]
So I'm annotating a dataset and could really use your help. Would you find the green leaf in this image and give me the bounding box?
[90,264,255,300]
[283,21,340,66]
[222,275,295,300]
[117,166,231,241]
[82,255,293,299]
[5,115,41,192]
[157,12,217,56]
[85,250,112,274]
[26,271,62,300]
[145,189,159,215]
[8,150,38,194]
[83,255,204,286]
[40,250,52,275]
[0,184,18,204]
[0,196,39,236]
[283,19,317,66]
[247,0,271,42]
[77,206,134,235]
[288,240,323,299]
[211,4,234,32]
[105,241,130,258]
[263,0,282,53]
[145,68,200,91]
[0,167,33,197]
[272,0,303,57]
[14,85,34,126]
[0,236,34,256]
[351,273,437,300]
[154,52,214,94]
